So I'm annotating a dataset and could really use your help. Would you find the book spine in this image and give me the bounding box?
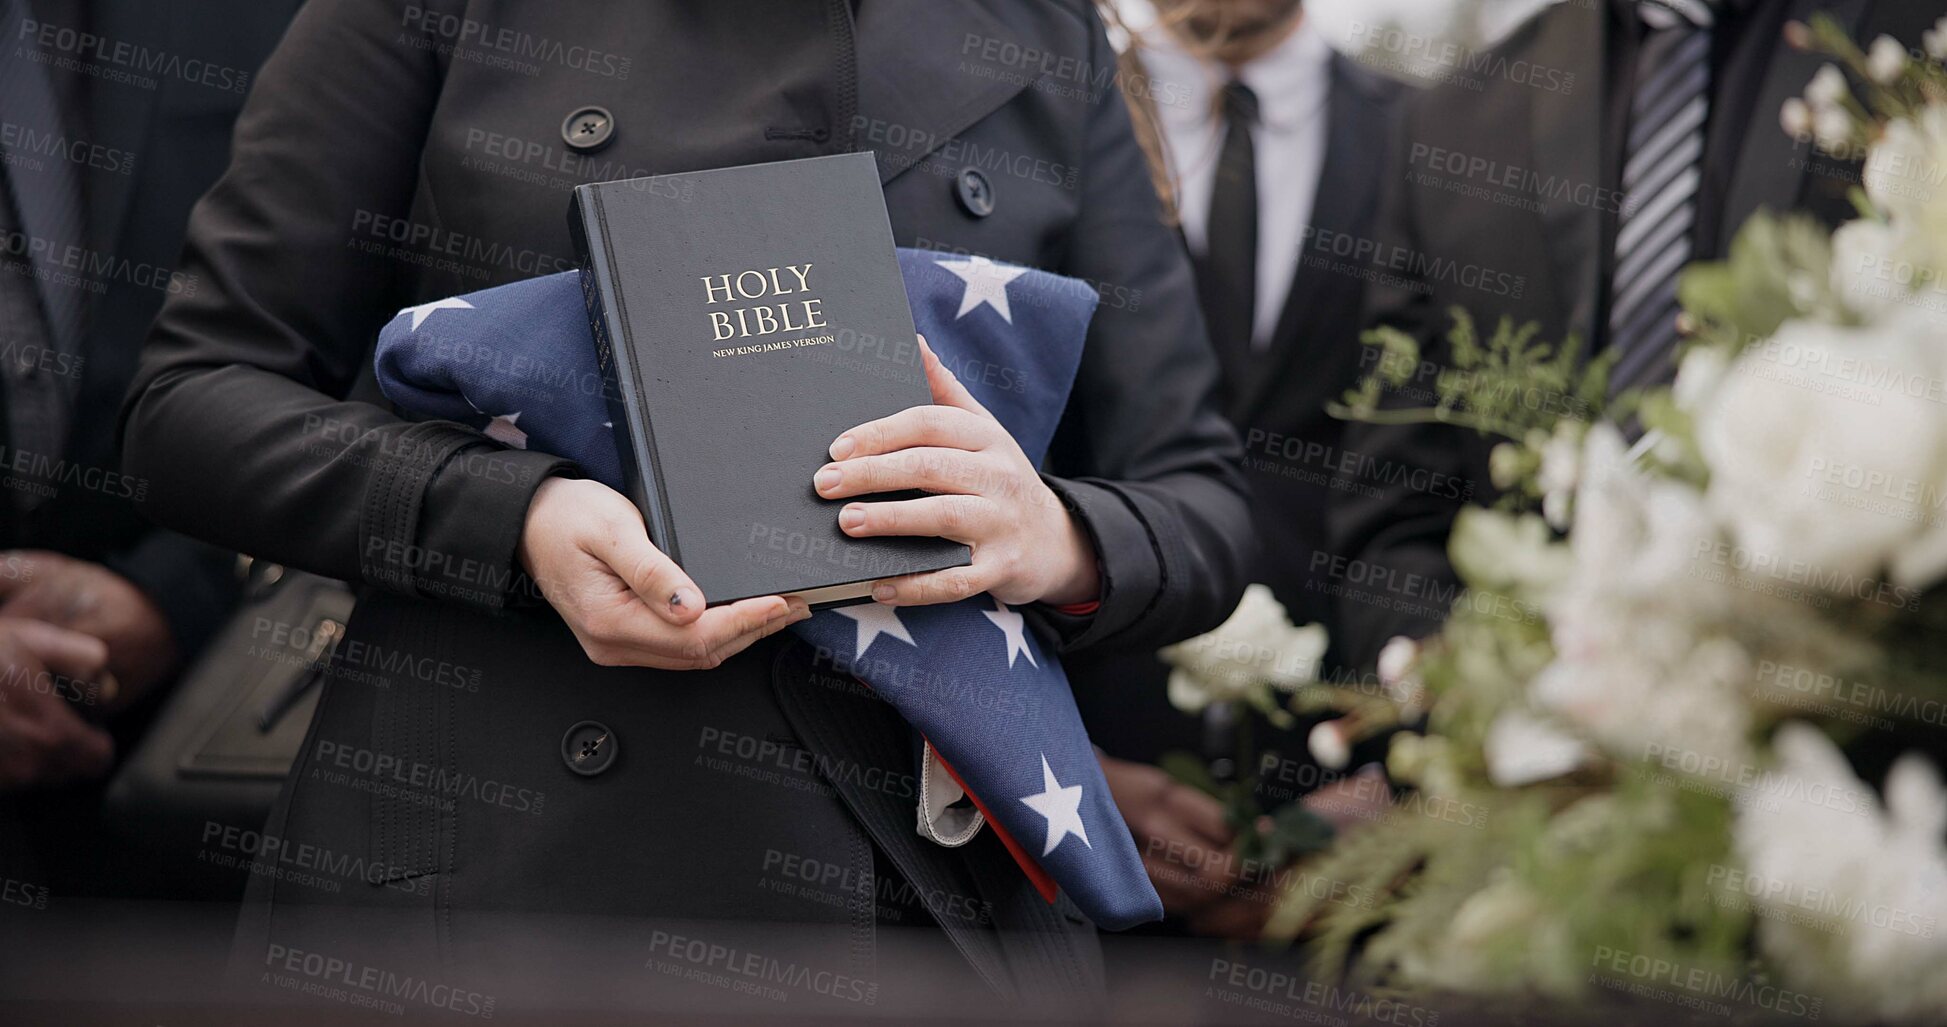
[568,187,677,562]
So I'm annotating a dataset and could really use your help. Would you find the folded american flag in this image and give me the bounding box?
[375,249,1163,930]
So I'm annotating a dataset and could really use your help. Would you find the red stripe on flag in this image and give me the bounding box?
[932,745,1059,906]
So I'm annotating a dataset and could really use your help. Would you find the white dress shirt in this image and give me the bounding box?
[1140,18,1334,349]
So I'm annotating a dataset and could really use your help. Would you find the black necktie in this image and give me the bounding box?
[1202,80,1259,394]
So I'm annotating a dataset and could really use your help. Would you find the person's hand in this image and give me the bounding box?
[0,550,177,703]
[1099,754,1275,938]
[518,477,810,669]
[0,617,116,789]
[818,337,1099,607]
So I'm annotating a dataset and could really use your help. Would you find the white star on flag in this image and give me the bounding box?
[1020,755,1090,857]
[484,412,526,449]
[936,256,1029,324]
[831,602,916,657]
[982,598,1036,668]
[398,296,473,331]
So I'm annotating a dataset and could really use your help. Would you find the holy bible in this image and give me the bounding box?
[568,153,970,607]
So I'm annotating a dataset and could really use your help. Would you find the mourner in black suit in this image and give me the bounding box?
[1071,0,1401,938]
[0,0,292,883]
[120,0,1252,1006]
[1328,0,1939,673]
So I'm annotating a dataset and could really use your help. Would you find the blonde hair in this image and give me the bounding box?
[1095,1,1182,224]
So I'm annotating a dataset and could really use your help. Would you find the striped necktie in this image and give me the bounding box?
[1607,0,1714,396]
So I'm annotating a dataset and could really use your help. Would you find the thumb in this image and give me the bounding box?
[583,501,707,626]
[918,335,991,417]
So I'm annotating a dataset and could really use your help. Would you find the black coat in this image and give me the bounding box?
[1327,0,1937,672]
[120,0,1252,1006]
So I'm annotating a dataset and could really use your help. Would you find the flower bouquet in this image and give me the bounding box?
[1226,18,1947,1023]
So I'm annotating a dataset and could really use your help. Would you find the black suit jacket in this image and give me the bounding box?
[1072,54,1402,764]
[1327,0,1935,671]
[121,0,1252,1003]
[1,0,293,659]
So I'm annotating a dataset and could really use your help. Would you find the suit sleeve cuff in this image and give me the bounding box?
[102,529,241,661]
[358,421,579,611]
[1033,475,1162,652]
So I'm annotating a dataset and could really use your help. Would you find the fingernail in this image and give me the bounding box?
[814,466,841,493]
[829,435,855,460]
[670,588,698,611]
[788,599,813,621]
[872,582,897,602]
[839,505,866,531]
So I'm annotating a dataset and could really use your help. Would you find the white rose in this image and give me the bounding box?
[1736,723,1947,1022]
[1699,316,1947,589]
[1159,584,1327,712]
[1864,106,1947,224]
[1671,344,1730,412]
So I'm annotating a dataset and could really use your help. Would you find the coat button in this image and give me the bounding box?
[561,106,615,154]
[955,167,995,218]
[561,720,618,776]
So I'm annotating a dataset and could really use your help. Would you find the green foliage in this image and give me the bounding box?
[1677,212,1849,357]
[1332,309,1614,445]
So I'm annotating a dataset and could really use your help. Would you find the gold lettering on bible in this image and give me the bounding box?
[702,263,830,343]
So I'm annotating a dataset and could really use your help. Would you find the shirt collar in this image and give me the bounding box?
[1141,16,1333,135]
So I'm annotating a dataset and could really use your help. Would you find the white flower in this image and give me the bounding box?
[1536,420,1585,530]
[1868,35,1908,85]
[1377,635,1417,688]
[1566,427,1719,605]
[1160,584,1327,713]
[1449,508,1572,602]
[1829,218,1909,320]
[1376,635,1428,713]
[1864,106,1947,224]
[1814,104,1856,154]
[1735,723,1947,1024]
[1806,64,1850,108]
[1482,709,1587,788]
[1307,721,1351,771]
[1671,345,1730,412]
[1780,97,1813,140]
[1528,426,1754,767]
[1926,16,1947,61]
[1698,316,1947,589]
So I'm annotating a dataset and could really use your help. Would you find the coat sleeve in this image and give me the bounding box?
[119,0,574,611]
[1035,10,1255,654]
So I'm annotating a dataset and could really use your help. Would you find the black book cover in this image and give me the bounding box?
[568,153,971,606]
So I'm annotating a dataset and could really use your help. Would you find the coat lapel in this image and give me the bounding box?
[1236,56,1389,424]
[1527,2,1608,348]
[851,0,1039,184]
[1719,0,1870,240]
